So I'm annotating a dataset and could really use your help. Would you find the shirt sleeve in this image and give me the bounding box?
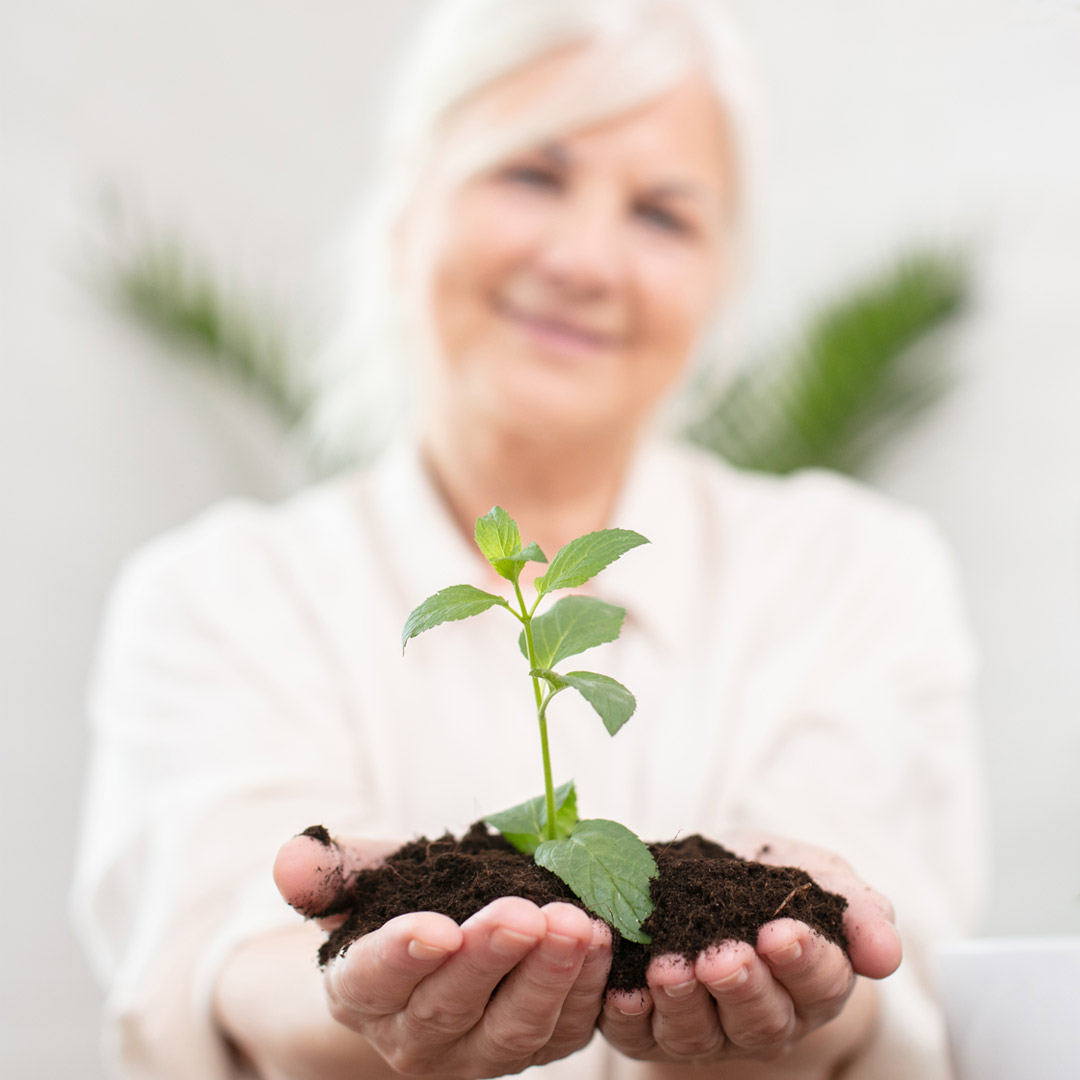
[723,487,986,1077]
[71,503,372,1080]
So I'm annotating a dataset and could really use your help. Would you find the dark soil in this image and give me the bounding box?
[312,823,848,992]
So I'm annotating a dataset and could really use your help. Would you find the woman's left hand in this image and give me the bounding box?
[598,834,901,1067]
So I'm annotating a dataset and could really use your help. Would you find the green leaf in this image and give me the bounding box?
[682,248,969,477]
[483,780,578,855]
[474,507,521,565]
[401,584,510,651]
[531,669,636,736]
[520,596,625,669]
[493,541,548,583]
[535,529,649,595]
[534,819,657,943]
[94,207,306,428]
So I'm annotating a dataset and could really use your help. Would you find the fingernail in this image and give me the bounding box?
[662,978,697,999]
[540,932,581,963]
[407,939,449,961]
[491,927,540,956]
[767,940,802,965]
[708,965,748,992]
[585,942,604,964]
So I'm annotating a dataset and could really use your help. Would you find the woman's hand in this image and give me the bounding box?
[598,833,899,1072]
[272,832,613,1078]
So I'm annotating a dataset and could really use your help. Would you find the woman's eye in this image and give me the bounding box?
[502,165,561,190]
[635,202,687,234]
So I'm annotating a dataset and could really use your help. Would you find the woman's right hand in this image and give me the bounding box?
[271,831,613,1078]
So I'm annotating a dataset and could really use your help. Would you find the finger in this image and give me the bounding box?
[402,897,546,1045]
[750,839,902,981]
[599,987,657,1059]
[467,903,594,1065]
[324,910,464,1024]
[757,919,854,1027]
[273,830,398,923]
[544,917,613,1059]
[647,955,724,1059]
[697,941,795,1054]
[841,889,903,979]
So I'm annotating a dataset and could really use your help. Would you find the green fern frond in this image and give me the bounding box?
[683,250,970,476]
[96,211,308,427]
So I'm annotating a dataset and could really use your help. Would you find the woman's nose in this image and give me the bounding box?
[532,194,626,298]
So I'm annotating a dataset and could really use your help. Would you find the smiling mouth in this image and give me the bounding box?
[496,300,622,354]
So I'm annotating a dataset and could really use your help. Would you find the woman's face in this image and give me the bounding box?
[406,53,736,447]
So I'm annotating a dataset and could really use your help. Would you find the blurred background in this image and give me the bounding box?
[2,0,1078,1075]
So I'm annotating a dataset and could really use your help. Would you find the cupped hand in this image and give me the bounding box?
[599,833,901,1065]
[274,831,612,1078]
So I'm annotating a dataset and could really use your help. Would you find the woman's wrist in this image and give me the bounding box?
[212,923,397,1080]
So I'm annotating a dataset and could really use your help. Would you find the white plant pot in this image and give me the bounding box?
[933,937,1080,1080]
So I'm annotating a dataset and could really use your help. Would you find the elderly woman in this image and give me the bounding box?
[73,1,982,1078]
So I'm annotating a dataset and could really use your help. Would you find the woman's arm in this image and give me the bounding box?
[214,924,401,1080]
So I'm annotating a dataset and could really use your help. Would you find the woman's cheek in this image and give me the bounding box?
[639,260,712,360]
[468,186,551,261]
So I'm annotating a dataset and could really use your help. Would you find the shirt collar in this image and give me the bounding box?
[591,438,705,658]
[370,437,707,658]
[369,438,487,605]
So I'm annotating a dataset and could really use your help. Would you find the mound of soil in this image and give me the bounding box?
[311,823,847,992]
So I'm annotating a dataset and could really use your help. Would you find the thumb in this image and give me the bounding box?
[274,827,398,926]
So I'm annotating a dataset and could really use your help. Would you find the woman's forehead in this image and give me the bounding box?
[442,48,735,196]
[542,82,732,189]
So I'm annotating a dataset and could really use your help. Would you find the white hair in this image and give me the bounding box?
[303,0,766,469]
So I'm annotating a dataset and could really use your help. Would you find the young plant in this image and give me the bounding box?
[401,507,657,943]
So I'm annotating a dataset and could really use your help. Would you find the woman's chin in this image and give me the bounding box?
[492,402,635,452]
[430,353,649,450]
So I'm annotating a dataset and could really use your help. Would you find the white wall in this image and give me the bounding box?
[2,1,1077,1075]
[726,0,1080,937]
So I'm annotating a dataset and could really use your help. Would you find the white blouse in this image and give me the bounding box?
[72,438,984,1079]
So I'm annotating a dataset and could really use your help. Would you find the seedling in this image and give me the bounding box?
[402,507,657,942]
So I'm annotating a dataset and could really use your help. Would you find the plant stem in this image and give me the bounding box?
[536,692,558,841]
[514,580,557,842]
